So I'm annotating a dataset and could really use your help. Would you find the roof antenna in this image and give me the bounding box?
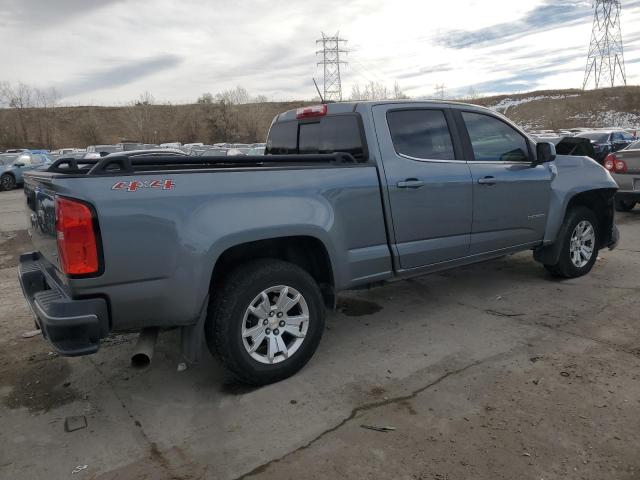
[313,78,325,104]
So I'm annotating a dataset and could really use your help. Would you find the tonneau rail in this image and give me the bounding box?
[45,152,358,176]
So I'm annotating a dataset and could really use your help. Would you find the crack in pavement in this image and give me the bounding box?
[616,248,640,254]
[535,321,640,358]
[456,300,640,359]
[234,359,483,480]
[86,357,186,479]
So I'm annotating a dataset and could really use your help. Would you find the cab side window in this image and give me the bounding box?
[386,109,455,160]
[462,112,530,162]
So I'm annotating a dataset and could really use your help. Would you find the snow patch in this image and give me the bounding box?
[490,94,580,113]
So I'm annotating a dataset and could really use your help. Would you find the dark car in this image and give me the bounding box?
[579,130,637,163]
[555,137,597,160]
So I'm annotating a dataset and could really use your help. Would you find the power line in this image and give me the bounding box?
[316,32,348,101]
[583,0,627,89]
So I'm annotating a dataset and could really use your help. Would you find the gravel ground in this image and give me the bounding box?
[0,188,639,480]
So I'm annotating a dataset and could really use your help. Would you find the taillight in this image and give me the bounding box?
[55,196,100,276]
[296,104,327,119]
[614,158,628,173]
[604,154,615,171]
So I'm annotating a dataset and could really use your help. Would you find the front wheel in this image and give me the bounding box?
[544,206,599,279]
[205,259,325,385]
[1,174,16,191]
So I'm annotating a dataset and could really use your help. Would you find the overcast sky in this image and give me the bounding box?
[1,0,640,105]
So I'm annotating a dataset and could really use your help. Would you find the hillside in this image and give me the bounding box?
[0,101,310,150]
[471,86,640,131]
[1,86,639,150]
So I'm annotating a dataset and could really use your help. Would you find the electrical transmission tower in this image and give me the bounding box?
[583,0,627,90]
[316,32,348,101]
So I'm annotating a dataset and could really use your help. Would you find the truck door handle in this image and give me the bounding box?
[477,176,496,185]
[397,179,425,189]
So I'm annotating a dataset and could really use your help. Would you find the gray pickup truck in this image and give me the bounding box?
[18,101,619,385]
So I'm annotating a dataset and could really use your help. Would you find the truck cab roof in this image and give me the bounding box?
[274,100,490,123]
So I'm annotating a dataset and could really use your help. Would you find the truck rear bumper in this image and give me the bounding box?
[18,252,109,356]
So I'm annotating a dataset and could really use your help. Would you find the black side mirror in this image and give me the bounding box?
[535,142,556,165]
[13,162,24,167]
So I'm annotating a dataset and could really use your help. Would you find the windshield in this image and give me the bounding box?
[579,132,610,142]
[623,140,640,150]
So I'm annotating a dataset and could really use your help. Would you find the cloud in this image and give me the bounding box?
[435,1,593,49]
[57,54,184,98]
[0,0,125,26]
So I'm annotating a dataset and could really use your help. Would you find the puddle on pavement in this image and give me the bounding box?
[0,354,80,412]
[219,381,260,396]
[337,297,382,317]
[0,230,30,269]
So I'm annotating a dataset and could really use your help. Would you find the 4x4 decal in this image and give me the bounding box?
[112,179,175,192]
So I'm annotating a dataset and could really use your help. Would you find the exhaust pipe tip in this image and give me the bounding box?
[130,328,159,369]
[131,352,152,369]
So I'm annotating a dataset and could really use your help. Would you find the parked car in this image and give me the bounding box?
[226,147,250,156]
[555,136,597,160]
[87,145,118,154]
[50,148,76,156]
[200,148,228,156]
[18,101,618,385]
[248,146,265,155]
[0,152,50,191]
[579,130,637,163]
[604,142,640,211]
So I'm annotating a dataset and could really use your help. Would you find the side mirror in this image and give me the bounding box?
[535,142,556,165]
[13,162,24,167]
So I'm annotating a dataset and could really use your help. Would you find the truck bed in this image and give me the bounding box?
[23,152,393,334]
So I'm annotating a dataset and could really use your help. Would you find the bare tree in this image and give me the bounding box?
[34,87,59,149]
[215,86,251,105]
[79,108,102,145]
[350,81,391,100]
[393,82,409,100]
[0,82,36,145]
[127,92,156,142]
[197,92,214,104]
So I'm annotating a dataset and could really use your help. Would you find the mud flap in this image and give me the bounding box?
[180,294,209,366]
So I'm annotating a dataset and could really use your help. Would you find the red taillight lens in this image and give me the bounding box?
[56,196,100,275]
[614,158,628,173]
[604,154,616,172]
[296,104,327,119]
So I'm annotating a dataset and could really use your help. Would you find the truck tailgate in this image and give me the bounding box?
[24,175,60,270]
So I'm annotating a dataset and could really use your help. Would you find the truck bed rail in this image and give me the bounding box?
[46,152,358,176]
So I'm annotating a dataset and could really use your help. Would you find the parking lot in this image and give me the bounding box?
[0,187,639,479]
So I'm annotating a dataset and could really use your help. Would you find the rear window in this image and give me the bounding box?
[266,114,366,160]
[580,132,610,142]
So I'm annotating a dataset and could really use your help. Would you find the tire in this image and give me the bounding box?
[205,259,325,385]
[1,174,15,191]
[615,199,636,212]
[544,206,599,279]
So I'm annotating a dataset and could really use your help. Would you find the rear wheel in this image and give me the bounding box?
[544,206,599,278]
[1,174,15,191]
[615,199,636,212]
[205,259,325,385]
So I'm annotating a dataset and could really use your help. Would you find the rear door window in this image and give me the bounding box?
[462,112,530,162]
[386,109,455,160]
